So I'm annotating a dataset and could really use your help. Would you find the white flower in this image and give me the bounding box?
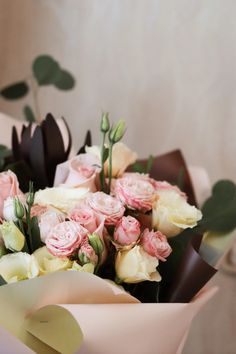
[0,221,25,252]
[86,142,137,177]
[34,246,72,274]
[152,189,202,237]
[3,197,17,221]
[34,186,89,212]
[115,245,161,283]
[0,253,39,283]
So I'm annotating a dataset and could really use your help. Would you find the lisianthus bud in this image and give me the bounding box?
[0,221,25,252]
[3,197,17,222]
[78,240,98,266]
[14,197,25,219]
[100,112,110,133]
[88,233,104,256]
[109,120,126,143]
[27,192,34,207]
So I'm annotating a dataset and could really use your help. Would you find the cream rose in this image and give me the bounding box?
[152,189,202,237]
[34,186,89,212]
[54,153,100,192]
[0,253,39,283]
[86,142,137,177]
[115,245,161,283]
[34,246,72,274]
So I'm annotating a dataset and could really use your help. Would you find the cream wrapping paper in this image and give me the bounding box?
[0,271,217,354]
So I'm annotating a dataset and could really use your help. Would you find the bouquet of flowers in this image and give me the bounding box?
[0,113,235,354]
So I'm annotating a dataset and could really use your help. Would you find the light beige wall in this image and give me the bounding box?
[0,0,236,183]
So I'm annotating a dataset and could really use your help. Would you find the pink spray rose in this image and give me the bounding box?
[155,181,187,199]
[39,210,65,243]
[78,239,98,265]
[54,153,100,192]
[114,216,141,246]
[140,228,172,261]
[114,174,156,212]
[86,192,125,226]
[69,205,99,234]
[0,171,22,217]
[46,221,88,257]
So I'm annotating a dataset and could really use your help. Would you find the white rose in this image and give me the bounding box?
[152,189,202,237]
[0,252,39,283]
[34,186,89,212]
[86,142,137,177]
[34,246,72,274]
[115,245,161,283]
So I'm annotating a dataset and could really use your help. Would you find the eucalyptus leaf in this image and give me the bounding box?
[53,69,75,90]
[1,81,29,100]
[33,55,60,85]
[200,180,236,233]
[23,105,36,122]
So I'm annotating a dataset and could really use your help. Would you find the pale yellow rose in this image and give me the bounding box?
[152,189,202,237]
[33,246,72,274]
[0,221,25,252]
[34,186,89,212]
[0,252,39,283]
[86,142,137,177]
[70,261,95,273]
[115,245,161,283]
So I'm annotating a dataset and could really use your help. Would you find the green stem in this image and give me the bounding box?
[26,206,33,253]
[100,132,106,192]
[108,142,113,194]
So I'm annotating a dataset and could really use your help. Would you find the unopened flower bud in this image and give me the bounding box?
[0,221,25,252]
[88,233,104,257]
[100,112,110,133]
[109,120,126,143]
[14,198,25,219]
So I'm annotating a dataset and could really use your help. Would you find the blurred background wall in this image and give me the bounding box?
[0,0,235,183]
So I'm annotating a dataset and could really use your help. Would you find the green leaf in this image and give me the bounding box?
[102,147,109,163]
[53,69,75,90]
[132,162,146,173]
[30,216,42,252]
[201,180,236,233]
[1,81,29,100]
[32,55,60,85]
[0,275,6,286]
[23,105,36,122]
[146,155,154,174]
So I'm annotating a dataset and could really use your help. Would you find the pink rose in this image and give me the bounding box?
[114,174,156,212]
[114,216,141,246]
[69,206,99,233]
[0,171,22,217]
[140,228,172,261]
[46,221,87,257]
[54,153,100,192]
[86,192,125,226]
[78,239,98,265]
[31,204,49,218]
[39,210,65,243]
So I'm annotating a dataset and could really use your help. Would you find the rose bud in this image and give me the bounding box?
[113,216,141,247]
[0,221,25,252]
[140,229,172,261]
[78,240,98,266]
[115,245,161,284]
[88,233,104,258]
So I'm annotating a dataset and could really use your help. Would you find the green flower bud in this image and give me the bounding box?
[109,120,126,143]
[14,198,25,219]
[0,221,25,252]
[78,252,90,265]
[100,112,110,133]
[27,182,35,206]
[88,233,104,256]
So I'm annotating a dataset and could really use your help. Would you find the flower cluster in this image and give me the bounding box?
[0,115,203,287]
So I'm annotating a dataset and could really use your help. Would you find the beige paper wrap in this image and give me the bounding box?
[0,271,217,354]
